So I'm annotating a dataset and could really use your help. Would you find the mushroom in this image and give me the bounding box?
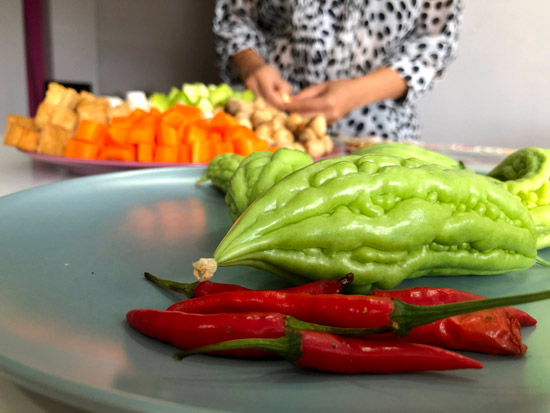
[253,97,267,110]
[298,127,318,143]
[286,112,307,134]
[225,98,254,116]
[251,109,273,128]
[271,113,287,131]
[308,115,327,138]
[255,123,274,143]
[272,128,295,146]
[305,139,327,158]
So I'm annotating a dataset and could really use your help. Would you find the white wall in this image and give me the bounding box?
[0,0,29,127]
[96,0,219,96]
[417,0,550,149]
[46,0,100,92]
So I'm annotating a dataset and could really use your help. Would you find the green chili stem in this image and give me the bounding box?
[284,316,393,335]
[536,256,550,267]
[196,174,209,186]
[392,290,550,337]
[144,272,197,298]
[174,335,291,360]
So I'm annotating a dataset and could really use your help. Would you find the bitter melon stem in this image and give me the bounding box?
[192,258,218,281]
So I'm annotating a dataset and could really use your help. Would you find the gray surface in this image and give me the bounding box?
[0,166,549,413]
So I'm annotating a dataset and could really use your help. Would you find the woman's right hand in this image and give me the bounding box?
[232,49,291,109]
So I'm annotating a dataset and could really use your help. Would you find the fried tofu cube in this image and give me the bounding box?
[36,123,73,156]
[3,115,38,147]
[108,102,132,121]
[50,107,78,131]
[3,122,41,151]
[43,82,79,109]
[77,98,110,124]
[34,102,56,128]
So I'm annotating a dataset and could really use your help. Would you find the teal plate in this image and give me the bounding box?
[0,167,549,413]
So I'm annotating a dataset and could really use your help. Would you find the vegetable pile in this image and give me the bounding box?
[64,106,270,163]
[149,82,254,114]
[126,142,550,375]
[127,272,550,374]
[194,152,544,292]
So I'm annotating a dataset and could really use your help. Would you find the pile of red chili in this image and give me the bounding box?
[126,272,549,374]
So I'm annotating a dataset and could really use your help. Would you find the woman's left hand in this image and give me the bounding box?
[284,68,408,124]
[284,79,358,124]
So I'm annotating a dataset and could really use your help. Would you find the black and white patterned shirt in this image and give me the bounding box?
[213,0,463,140]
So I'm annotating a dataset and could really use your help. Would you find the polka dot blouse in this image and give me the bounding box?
[213,0,463,141]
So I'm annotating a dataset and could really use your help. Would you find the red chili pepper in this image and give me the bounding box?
[126,309,285,357]
[166,289,550,337]
[126,308,393,358]
[370,287,536,326]
[144,272,353,298]
[365,287,531,355]
[175,329,483,374]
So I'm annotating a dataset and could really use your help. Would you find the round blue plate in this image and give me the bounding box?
[0,167,549,413]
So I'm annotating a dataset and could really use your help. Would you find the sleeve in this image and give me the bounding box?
[384,0,464,104]
[212,0,268,85]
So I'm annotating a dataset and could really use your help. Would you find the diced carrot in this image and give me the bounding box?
[266,146,279,153]
[129,108,147,123]
[128,123,156,145]
[161,111,186,129]
[209,132,223,144]
[179,144,190,163]
[224,125,257,142]
[210,141,223,160]
[219,141,234,154]
[168,104,202,121]
[75,120,104,144]
[190,139,210,163]
[98,145,136,162]
[162,105,202,129]
[253,139,269,152]
[106,124,129,145]
[69,140,100,160]
[65,139,78,158]
[96,126,108,147]
[137,143,155,162]
[232,137,256,157]
[158,123,179,146]
[149,107,162,118]
[110,115,132,124]
[181,122,208,145]
[154,145,178,163]
[209,111,239,134]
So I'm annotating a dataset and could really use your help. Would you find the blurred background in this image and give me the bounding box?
[1,0,548,148]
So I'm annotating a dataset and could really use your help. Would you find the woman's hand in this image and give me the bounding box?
[244,64,292,109]
[284,79,358,124]
[232,49,291,109]
[285,68,408,124]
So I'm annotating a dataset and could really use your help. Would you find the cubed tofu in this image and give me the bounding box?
[43,82,79,109]
[77,97,110,124]
[36,123,73,156]
[108,102,132,121]
[34,102,56,128]
[3,115,38,147]
[50,107,78,131]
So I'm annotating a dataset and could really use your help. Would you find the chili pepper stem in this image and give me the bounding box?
[193,258,217,281]
[174,334,298,361]
[144,272,197,298]
[392,290,550,337]
[535,256,550,267]
[283,316,394,335]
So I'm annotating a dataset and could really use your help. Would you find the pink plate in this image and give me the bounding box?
[20,146,345,175]
[20,150,207,175]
